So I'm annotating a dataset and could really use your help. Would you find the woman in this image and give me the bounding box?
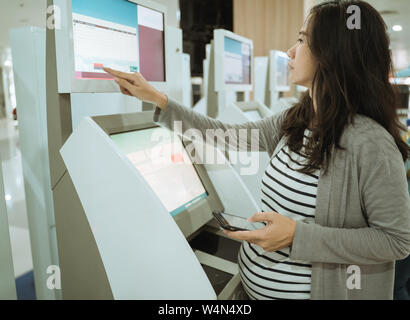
[104,0,410,300]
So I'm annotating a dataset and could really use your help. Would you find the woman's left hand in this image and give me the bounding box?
[224,212,297,252]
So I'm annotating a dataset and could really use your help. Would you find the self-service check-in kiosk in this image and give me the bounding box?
[201,29,272,210]
[47,0,259,299]
[60,111,249,299]
[217,101,273,211]
[254,50,299,114]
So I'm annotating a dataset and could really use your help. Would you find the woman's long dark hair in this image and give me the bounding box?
[281,0,410,175]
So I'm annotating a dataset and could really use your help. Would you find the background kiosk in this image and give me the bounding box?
[254,50,298,114]
[46,0,259,299]
[206,30,271,210]
[206,29,253,119]
[192,44,211,115]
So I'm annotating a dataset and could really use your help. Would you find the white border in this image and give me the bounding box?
[55,0,168,93]
[269,50,291,93]
[213,29,254,92]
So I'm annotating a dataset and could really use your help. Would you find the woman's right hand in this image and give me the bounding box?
[102,67,168,111]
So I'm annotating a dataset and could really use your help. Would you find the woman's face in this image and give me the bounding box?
[287,24,317,90]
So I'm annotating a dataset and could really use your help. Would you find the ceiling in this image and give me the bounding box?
[0,0,409,69]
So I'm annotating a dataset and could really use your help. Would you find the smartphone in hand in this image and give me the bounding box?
[212,211,266,232]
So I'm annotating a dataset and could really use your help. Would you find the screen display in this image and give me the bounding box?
[72,0,165,81]
[224,36,251,85]
[111,127,208,217]
[244,110,263,122]
[275,55,290,88]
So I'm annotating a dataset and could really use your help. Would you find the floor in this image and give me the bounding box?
[0,117,34,291]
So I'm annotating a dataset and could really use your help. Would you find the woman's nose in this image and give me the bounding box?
[287,47,295,59]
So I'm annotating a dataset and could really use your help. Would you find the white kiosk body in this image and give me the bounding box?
[59,110,261,299]
[60,115,217,299]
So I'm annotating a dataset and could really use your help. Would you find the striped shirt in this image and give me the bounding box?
[239,129,319,300]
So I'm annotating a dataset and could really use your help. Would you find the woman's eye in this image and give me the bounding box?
[297,38,303,44]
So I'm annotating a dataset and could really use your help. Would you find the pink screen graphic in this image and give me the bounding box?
[138,25,165,82]
[73,6,165,82]
[76,72,114,80]
[76,62,114,80]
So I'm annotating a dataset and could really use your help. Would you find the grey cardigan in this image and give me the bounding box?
[154,98,410,300]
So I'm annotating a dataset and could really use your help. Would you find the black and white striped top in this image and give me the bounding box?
[239,129,319,300]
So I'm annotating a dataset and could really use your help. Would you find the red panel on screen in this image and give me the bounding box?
[171,153,184,164]
[138,25,165,82]
[76,72,114,80]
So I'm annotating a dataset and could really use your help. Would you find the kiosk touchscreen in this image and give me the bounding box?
[270,50,291,93]
[214,29,253,92]
[55,0,168,93]
[111,127,209,218]
[206,30,253,118]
